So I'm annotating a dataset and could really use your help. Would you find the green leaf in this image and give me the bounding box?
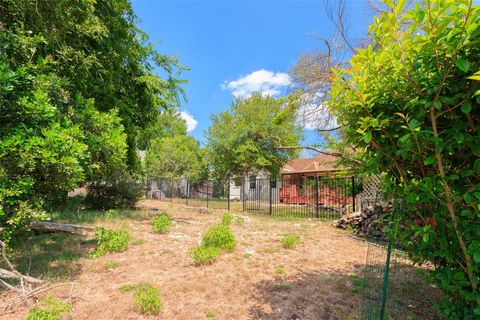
[456,59,470,73]
[461,103,472,114]
[424,156,436,165]
[422,233,429,243]
[364,132,373,143]
[417,10,425,22]
[433,100,442,109]
[395,0,406,16]
[474,251,480,264]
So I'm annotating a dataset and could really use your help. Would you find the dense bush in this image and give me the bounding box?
[86,173,143,210]
[91,228,131,257]
[152,212,172,234]
[202,224,236,252]
[329,1,480,317]
[188,246,221,265]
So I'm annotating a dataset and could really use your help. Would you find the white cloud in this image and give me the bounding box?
[222,69,291,98]
[179,111,198,132]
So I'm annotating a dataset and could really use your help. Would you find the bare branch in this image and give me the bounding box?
[276,145,362,164]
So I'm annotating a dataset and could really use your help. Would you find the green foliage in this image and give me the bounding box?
[205,311,216,318]
[275,265,285,275]
[202,224,236,252]
[85,173,143,210]
[329,0,480,317]
[145,135,207,181]
[91,228,131,257]
[152,212,172,234]
[221,213,233,226]
[188,246,221,265]
[118,283,163,315]
[206,93,303,177]
[133,283,163,315]
[281,234,300,249]
[0,0,186,242]
[25,296,72,320]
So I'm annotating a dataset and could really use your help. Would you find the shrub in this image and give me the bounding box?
[205,311,216,318]
[119,284,137,292]
[152,212,172,234]
[133,283,163,315]
[202,224,236,251]
[281,234,300,249]
[188,246,220,265]
[86,173,143,210]
[221,212,233,226]
[25,296,72,320]
[91,228,131,257]
[105,209,119,219]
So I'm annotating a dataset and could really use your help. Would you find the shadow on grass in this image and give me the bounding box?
[249,261,444,320]
[8,232,96,281]
[249,268,363,320]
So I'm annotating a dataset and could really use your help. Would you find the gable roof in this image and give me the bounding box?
[281,153,343,174]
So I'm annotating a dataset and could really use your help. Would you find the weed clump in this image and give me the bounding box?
[202,224,236,251]
[221,212,233,226]
[118,283,163,315]
[104,261,121,270]
[91,227,131,257]
[152,212,172,234]
[281,234,300,249]
[25,296,72,320]
[188,246,220,265]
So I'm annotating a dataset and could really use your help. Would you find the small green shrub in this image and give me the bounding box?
[86,173,143,210]
[25,296,72,320]
[188,246,220,265]
[206,311,216,318]
[281,234,300,249]
[91,228,131,257]
[133,283,163,315]
[152,212,172,234]
[221,213,233,226]
[202,224,236,251]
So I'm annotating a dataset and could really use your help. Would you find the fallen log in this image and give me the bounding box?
[30,221,95,236]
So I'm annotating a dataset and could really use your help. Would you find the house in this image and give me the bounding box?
[280,153,347,179]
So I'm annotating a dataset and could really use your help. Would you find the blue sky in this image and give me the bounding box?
[132,0,374,148]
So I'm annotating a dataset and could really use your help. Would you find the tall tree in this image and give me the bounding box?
[329,0,480,317]
[137,109,188,150]
[206,93,303,178]
[145,136,207,182]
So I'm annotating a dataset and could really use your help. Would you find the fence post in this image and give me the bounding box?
[242,176,245,212]
[227,178,231,211]
[206,178,209,209]
[171,178,174,204]
[269,177,272,215]
[351,176,356,212]
[186,180,189,206]
[314,176,319,219]
[380,239,393,320]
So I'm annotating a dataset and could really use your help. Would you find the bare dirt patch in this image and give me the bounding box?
[2,200,368,319]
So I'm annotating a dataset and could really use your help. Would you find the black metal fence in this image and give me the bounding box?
[146,175,356,219]
[243,176,355,219]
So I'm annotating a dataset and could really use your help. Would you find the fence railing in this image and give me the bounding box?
[146,175,356,219]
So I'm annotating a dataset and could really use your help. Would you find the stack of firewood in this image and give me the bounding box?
[333,204,392,239]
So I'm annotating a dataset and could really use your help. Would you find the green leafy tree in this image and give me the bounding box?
[329,0,480,317]
[206,93,303,178]
[145,136,207,182]
[137,109,188,150]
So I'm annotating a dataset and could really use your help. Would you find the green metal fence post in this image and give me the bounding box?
[206,176,209,209]
[269,176,273,215]
[186,180,189,206]
[352,176,356,212]
[380,239,393,320]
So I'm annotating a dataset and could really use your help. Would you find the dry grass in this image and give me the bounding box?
[1,200,369,320]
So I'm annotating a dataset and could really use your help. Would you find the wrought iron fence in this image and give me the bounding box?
[146,175,356,219]
[243,176,356,219]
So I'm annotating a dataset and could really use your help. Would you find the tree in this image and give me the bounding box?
[137,109,188,150]
[145,136,207,182]
[205,93,303,178]
[329,0,480,317]
[0,0,185,242]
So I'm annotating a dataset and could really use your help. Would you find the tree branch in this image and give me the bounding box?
[276,145,362,164]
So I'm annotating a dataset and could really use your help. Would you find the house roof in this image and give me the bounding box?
[281,153,344,174]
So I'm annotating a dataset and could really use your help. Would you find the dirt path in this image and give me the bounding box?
[2,200,368,319]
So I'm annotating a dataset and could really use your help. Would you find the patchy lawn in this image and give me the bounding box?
[1,200,368,320]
